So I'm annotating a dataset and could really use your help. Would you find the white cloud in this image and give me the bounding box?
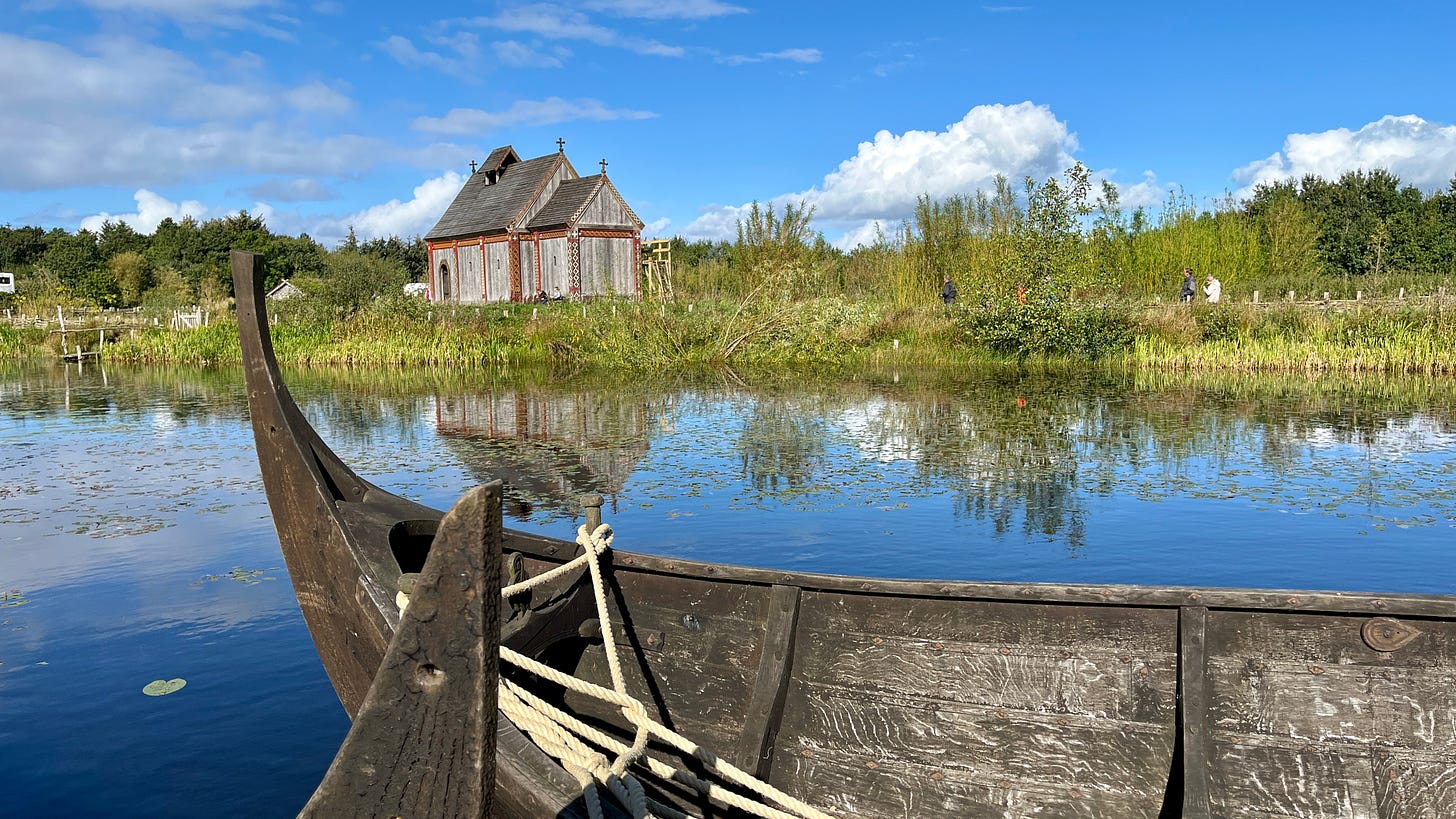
[1233,115,1456,196]
[77,0,296,38]
[412,97,657,136]
[456,5,684,57]
[378,33,485,79]
[681,102,1081,244]
[285,81,353,115]
[642,217,671,238]
[0,33,391,190]
[492,39,566,68]
[78,172,465,246]
[79,189,213,233]
[581,0,748,19]
[243,177,336,202]
[719,47,822,66]
[324,172,466,241]
[1110,170,1168,211]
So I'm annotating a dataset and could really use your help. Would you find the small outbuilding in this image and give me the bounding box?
[424,142,644,303]
[0,270,15,294]
[266,279,305,300]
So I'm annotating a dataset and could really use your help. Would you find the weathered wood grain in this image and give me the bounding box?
[1209,739,1378,818]
[786,741,1162,818]
[736,584,802,777]
[300,483,501,818]
[1181,605,1212,818]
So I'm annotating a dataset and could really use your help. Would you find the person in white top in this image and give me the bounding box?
[1203,274,1222,304]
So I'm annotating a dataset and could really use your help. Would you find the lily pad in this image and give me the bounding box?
[143,678,187,696]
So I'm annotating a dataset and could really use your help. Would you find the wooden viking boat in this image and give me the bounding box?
[234,249,1456,818]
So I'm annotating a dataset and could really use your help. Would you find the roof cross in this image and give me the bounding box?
[556,137,565,153]
[599,158,608,175]
[469,160,478,174]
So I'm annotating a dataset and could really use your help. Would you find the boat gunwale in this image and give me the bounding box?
[505,533,1456,618]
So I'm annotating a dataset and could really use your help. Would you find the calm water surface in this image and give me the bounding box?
[3,360,1456,816]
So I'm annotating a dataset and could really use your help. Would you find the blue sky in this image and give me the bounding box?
[4,1,1455,248]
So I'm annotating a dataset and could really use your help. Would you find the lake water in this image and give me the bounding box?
[3,360,1456,816]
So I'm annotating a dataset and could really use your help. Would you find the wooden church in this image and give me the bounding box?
[424,141,644,303]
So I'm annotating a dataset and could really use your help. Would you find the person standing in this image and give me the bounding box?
[941,275,957,305]
[1179,268,1196,303]
[1203,273,1222,303]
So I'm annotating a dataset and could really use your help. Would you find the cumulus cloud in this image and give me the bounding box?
[79,189,214,233]
[641,216,672,238]
[681,102,1082,245]
[412,97,656,136]
[1233,115,1456,196]
[79,171,465,246]
[321,171,466,241]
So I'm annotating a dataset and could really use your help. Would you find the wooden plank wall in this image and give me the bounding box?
[458,243,483,303]
[540,237,569,295]
[486,242,510,303]
[579,236,633,297]
[772,592,1179,818]
[580,188,635,229]
[1206,610,1456,818]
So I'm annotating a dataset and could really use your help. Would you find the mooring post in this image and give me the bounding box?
[582,493,604,532]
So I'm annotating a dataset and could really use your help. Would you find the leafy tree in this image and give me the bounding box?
[142,266,195,311]
[267,234,328,288]
[1259,194,1322,282]
[97,220,147,260]
[734,200,822,298]
[38,229,101,289]
[320,250,410,316]
[108,251,151,305]
[0,225,49,270]
[358,235,428,279]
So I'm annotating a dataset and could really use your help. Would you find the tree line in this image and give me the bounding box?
[3,167,1453,317]
[0,213,425,312]
[670,167,1456,307]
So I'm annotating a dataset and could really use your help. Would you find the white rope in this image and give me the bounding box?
[495,522,836,819]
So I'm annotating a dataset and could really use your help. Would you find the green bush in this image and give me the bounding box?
[962,302,1134,359]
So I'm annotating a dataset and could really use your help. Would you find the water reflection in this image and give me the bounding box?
[4,361,1456,588]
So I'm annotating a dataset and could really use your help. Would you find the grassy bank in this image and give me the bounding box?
[59,293,1456,376]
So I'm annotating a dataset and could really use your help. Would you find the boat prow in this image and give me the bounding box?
[234,248,1456,818]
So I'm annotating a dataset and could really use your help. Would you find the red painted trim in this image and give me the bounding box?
[532,235,543,293]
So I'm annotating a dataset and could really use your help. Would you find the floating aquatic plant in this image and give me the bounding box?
[142,678,186,696]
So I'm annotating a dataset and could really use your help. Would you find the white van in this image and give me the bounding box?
[0,271,14,294]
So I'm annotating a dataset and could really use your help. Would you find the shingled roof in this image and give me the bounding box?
[425,152,563,241]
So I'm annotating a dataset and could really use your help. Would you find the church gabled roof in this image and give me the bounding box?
[425,151,564,241]
[526,176,601,230]
[526,175,646,231]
